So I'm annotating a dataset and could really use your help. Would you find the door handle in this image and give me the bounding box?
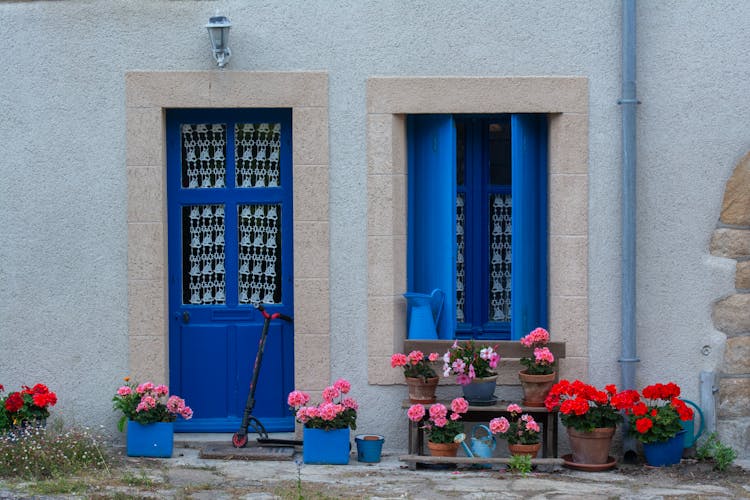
[174,311,190,324]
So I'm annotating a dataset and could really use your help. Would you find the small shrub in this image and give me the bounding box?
[0,422,109,480]
[507,454,532,475]
[696,432,737,472]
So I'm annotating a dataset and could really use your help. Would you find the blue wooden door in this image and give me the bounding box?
[166,109,294,432]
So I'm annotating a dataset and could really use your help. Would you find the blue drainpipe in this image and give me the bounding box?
[619,0,640,462]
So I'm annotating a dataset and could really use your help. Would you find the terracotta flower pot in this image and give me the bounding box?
[426,440,460,457]
[405,376,439,404]
[518,370,556,407]
[567,427,616,465]
[508,442,541,458]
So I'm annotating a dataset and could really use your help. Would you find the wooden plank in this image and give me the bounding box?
[399,455,564,465]
[404,340,566,359]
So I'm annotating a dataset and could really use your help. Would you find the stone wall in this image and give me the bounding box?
[710,151,750,457]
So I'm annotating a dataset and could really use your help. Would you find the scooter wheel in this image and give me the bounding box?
[232,433,248,448]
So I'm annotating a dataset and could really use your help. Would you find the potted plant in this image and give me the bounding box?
[391,350,441,403]
[518,327,556,406]
[112,377,193,457]
[489,403,542,458]
[625,382,694,466]
[545,379,637,468]
[287,378,358,464]
[442,340,500,404]
[0,383,57,433]
[407,397,469,456]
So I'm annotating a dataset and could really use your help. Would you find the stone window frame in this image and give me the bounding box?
[126,71,330,398]
[366,76,590,385]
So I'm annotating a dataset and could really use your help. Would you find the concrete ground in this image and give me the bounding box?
[1,435,749,499]
[133,444,750,499]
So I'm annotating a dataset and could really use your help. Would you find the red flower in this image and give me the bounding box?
[5,392,24,412]
[31,384,50,395]
[650,409,658,417]
[635,417,653,434]
[631,402,648,416]
[0,384,4,392]
[604,384,617,395]
[33,392,57,408]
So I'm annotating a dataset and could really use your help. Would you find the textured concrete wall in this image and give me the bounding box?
[0,0,746,452]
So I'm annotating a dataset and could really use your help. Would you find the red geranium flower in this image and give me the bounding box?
[5,392,24,412]
[635,417,654,434]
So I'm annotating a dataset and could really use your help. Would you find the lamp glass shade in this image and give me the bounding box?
[206,16,231,52]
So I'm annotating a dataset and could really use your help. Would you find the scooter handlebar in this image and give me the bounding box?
[255,303,294,323]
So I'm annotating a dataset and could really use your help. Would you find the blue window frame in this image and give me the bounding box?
[407,114,548,340]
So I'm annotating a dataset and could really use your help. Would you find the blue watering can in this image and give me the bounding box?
[679,399,704,449]
[470,424,496,466]
[403,289,445,340]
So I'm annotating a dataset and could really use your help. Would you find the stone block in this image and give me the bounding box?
[710,228,750,259]
[723,335,750,375]
[720,151,750,226]
[712,293,750,335]
[718,377,750,418]
[736,261,750,290]
[716,418,750,458]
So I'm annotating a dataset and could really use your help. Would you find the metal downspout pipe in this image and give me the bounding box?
[619,0,640,461]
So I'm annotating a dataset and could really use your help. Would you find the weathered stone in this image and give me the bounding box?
[710,228,750,259]
[713,293,750,334]
[724,336,750,374]
[717,417,750,458]
[721,151,750,226]
[737,261,750,290]
[718,377,750,418]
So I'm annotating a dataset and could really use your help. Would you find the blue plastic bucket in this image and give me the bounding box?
[355,434,384,463]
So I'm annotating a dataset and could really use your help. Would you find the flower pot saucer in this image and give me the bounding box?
[561,454,617,472]
[466,396,497,406]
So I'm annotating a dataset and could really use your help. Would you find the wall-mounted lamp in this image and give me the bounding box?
[206,15,232,68]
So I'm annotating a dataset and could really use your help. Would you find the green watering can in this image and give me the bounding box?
[679,399,704,449]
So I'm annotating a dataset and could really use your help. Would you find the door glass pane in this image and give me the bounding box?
[489,194,511,321]
[236,123,282,188]
[181,124,227,188]
[456,193,465,323]
[182,205,226,304]
[488,122,511,186]
[456,121,466,187]
[238,204,282,304]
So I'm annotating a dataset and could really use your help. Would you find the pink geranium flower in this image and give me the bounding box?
[333,379,351,394]
[490,416,510,434]
[407,404,426,422]
[287,379,357,431]
[287,390,310,408]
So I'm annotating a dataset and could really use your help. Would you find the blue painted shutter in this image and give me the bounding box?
[407,115,456,339]
[511,114,548,339]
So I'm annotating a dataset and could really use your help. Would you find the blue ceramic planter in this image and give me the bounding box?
[643,430,686,467]
[303,427,350,464]
[127,421,174,458]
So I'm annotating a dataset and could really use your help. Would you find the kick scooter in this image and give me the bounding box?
[231,303,301,448]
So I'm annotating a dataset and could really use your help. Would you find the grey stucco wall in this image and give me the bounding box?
[0,0,745,450]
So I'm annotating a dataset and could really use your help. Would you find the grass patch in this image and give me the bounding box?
[27,477,89,495]
[121,470,156,488]
[0,421,110,480]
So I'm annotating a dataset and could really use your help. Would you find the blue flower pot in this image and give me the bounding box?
[355,434,384,463]
[126,421,174,458]
[303,427,350,464]
[643,430,686,467]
